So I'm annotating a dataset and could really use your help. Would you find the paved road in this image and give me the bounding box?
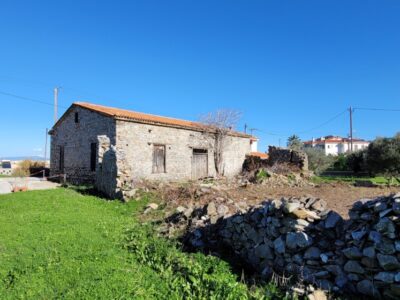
[0,177,60,195]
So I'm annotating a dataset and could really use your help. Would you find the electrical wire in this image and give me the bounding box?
[354,107,400,112]
[294,109,348,135]
[0,90,68,109]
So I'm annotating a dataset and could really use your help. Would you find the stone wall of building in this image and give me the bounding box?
[51,106,252,198]
[268,146,308,171]
[114,121,252,198]
[50,106,116,184]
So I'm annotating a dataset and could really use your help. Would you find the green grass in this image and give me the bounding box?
[0,174,11,178]
[0,188,282,299]
[311,175,400,186]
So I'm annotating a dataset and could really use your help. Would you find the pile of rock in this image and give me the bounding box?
[167,192,400,297]
[342,193,400,298]
[217,197,346,293]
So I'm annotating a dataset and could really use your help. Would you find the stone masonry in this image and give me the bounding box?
[268,146,309,171]
[50,103,253,199]
[50,106,116,184]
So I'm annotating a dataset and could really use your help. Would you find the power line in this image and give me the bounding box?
[295,109,348,135]
[354,107,400,112]
[0,90,68,109]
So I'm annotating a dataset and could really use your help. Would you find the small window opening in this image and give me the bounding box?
[75,112,79,123]
[59,146,65,172]
[1,161,11,169]
[90,143,97,171]
[193,149,208,154]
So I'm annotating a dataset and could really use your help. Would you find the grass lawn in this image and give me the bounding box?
[312,175,400,186]
[0,174,11,178]
[0,188,279,299]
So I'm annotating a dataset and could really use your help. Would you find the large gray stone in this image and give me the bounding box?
[324,211,342,228]
[357,280,380,297]
[368,231,382,243]
[344,260,365,274]
[377,254,400,270]
[255,243,274,259]
[283,201,300,213]
[363,246,376,258]
[207,202,217,216]
[374,272,395,283]
[376,217,396,237]
[343,247,363,259]
[351,229,367,241]
[376,239,396,255]
[286,232,312,250]
[304,247,321,260]
[273,236,286,254]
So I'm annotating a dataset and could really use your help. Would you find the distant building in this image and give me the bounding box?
[303,135,370,156]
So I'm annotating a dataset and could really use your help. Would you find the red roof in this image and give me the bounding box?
[248,152,269,159]
[304,136,369,145]
[52,102,253,138]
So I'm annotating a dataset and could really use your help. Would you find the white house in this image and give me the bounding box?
[303,135,370,156]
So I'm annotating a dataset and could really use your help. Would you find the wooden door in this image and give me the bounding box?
[192,149,208,179]
[152,145,166,173]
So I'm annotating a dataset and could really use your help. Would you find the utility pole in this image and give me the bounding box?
[349,106,353,152]
[54,87,60,123]
[244,123,248,134]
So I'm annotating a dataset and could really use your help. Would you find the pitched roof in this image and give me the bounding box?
[52,102,252,138]
[248,152,269,159]
[303,136,370,145]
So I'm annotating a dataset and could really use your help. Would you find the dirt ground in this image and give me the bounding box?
[222,182,399,218]
[151,180,400,219]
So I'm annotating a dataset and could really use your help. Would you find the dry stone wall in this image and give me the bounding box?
[174,192,400,298]
[268,146,308,171]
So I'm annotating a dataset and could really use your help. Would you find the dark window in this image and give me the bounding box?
[193,149,208,154]
[1,161,11,169]
[90,143,97,172]
[75,112,79,123]
[152,145,166,173]
[59,146,65,172]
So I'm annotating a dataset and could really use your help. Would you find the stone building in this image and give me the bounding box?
[49,102,255,198]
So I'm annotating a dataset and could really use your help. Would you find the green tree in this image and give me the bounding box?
[347,150,367,174]
[332,154,349,171]
[303,147,335,175]
[366,133,400,178]
[287,134,303,151]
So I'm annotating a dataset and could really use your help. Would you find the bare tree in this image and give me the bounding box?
[199,109,242,176]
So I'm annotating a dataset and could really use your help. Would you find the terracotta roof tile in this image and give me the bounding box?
[65,102,252,138]
[248,152,269,159]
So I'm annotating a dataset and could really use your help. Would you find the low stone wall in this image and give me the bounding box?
[0,168,12,176]
[177,193,400,298]
[268,146,308,171]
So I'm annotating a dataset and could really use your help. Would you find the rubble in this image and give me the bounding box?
[162,192,400,298]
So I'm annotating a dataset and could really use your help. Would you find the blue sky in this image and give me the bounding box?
[1,1,399,157]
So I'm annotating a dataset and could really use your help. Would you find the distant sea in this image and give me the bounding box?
[0,156,48,161]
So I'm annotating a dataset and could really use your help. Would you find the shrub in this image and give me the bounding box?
[303,148,335,175]
[346,150,367,174]
[332,154,349,171]
[11,160,45,177]
[366,133,400,177]
[256,169,270,182]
